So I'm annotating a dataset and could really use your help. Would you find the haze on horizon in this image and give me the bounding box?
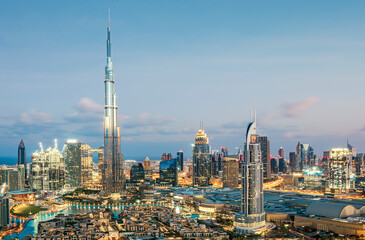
[1,0,365,160]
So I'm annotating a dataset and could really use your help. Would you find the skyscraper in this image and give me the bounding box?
[102,11,125,193]
[64,140,82,187]
[64,140,94,187]
[159,158,178,186]
[30,143,64,193]
[177,150,184,172]
[278,147,284,159]
[329,148,353,193]
[130,163,145,184]
[192,129,211,187]
[143,157,152,180]
[234,112,267,234]
[0,194,9,227]
[289,152,296,172]
[257,136,271,180]
[296,142,302,171]
[18,139,27,182]
[223,157,239,189]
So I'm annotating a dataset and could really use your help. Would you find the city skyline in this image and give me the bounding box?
[1,1,365,159]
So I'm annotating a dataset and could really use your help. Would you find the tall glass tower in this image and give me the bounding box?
[192,129,211,186]
[234,111,267,234]
[102,11,125,193]
[17,139,27,182]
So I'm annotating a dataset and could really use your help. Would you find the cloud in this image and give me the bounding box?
[75,98,103,113]
[283,97,320,118]
[19,109,52,125]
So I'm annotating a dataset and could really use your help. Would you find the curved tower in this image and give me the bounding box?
[234,111,267,234]
[102,11,125,193]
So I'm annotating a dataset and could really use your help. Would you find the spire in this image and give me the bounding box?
[106,9,111,58]
[19,139,25,148]
[108,9,111,29]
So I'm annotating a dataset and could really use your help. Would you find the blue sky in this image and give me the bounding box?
[1,0,365,160]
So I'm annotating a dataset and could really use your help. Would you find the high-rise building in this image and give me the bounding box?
[222,157,239,189]
[64,140,82,187]
[278,147,284,159]
[289,152,296,171]
[192,129,211,186]
[257,136,271,180]
[270,158,278,174]
[130,163,145,184]
[177,150,184,172]
[329,148,353,193]
[64,140,94,187]
[30,143,64,193]
[81,144,93,185]
[211,151,223,177]
[234,112,266,234]
[102,12,125,193]
[18,139,27,182]
[278,158,287,173]
[143,157,152,180]
[0,194,9,226]
[355,153,365,176]
[159,158,178,186]
[296,142,302,171]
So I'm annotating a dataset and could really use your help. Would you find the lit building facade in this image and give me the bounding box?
[192,129,211,187]
[159,158,178,186]
[222,157,239,189]
[329,148,353,192]
[234,112,266,234]
[81,144,93,185]
[102,13,125,193]
[64,140,82,187]
[30,144,64,193]
[257,136,271,179]
[64,140,94,187]
[143,157,152,180]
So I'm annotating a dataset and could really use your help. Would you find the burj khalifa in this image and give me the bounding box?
[102,11,125,193]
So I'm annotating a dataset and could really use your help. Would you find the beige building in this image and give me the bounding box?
[222,157,238,189]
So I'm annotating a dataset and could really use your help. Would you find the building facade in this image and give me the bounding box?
[192,129,211,187]
[0,194,9,226]
[30,145,64,193]
[102,13,125,193]
[329,148,353,192]
[159,158,178,186]
[177,150,184,172]
[257,136,271,180]
[130,163,145,183]
[234,112,266,234]
[222,157,239,189]
[143,157,152,180]
[18,139,27,182]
